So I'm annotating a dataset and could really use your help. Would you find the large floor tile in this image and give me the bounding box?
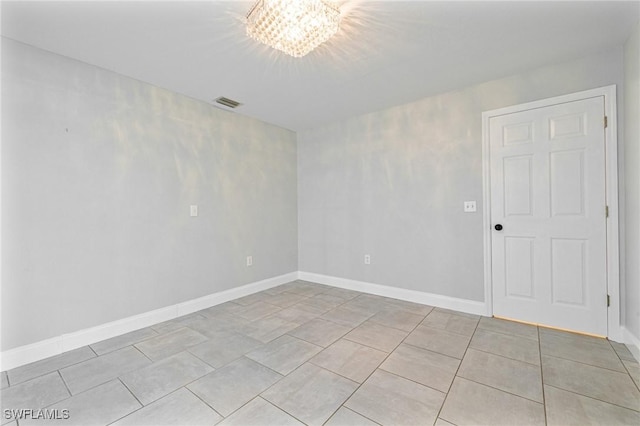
[321,287,361,301]
[345,369,445,426]
[218,397,303,426]
[292,300,336,315]
[270,282,302,293]
[188,357,282,416]
[433,307,480,320]
[380,343,459,392]
[246,335,322,375]
[383,298,434,316]
[285,281,328,297]
[309,293,351,309]
[271,306,320,325]
[233,291,273,306]
[439,377,545,426]
[623,359,640,388]
[234,301,282,321]
[112,387,222,426]
[292,298,335,314]
[264,292,308,308]
[240,316,299,343]
[544,385,640,426]
[262,363,358,426]
[151,313,207,334]
[201,301,246,317]
[287,287,326,298]
[22,380,140,426]
[457,348,543,402]
[309,339,387,383]
[404,325,470,359]
[120,351,213,405]
[610,341,637,362]
[341,295,391,316]
[540,332,625,372]
[134,327,208,361]
[368,307,425,332]
[325,407,378,426]
[90,327,159,356]
[0,372,69,413]
[343,321,407,352]
[7,346,96,385]
[188,315,251,337]
[470,328,540,365]
[542,355,640,410]
[60,346,151,394]
[188,332,262,368]
[422,310,478,337]
[477,317,538,340]
[287,318,351,347]
[322,306,373,328]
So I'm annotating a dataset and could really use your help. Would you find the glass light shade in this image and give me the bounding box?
[246,0,340,58]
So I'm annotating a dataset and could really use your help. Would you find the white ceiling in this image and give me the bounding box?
[2,1,639,131]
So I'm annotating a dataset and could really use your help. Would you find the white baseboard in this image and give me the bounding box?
[0,272,297,371]
[298,271,487,316]
[4,269,630,372]
[622,326,640,363]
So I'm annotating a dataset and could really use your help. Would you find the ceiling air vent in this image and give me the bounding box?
[215,96,242,109]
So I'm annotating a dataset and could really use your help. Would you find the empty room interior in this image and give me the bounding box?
[2,0,640,425]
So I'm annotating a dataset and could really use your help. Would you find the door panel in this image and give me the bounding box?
[504,237,535,299]
[550,150,585,216]
[504,156,533,216]
[549,112,587,140]
[550,238,587,306]
[490,96,607,336]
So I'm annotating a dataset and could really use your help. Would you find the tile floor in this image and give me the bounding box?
[2,280,639,425]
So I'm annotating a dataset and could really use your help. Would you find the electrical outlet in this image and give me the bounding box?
[246,256,253,267]
[190,205,198,217]
[364,254,371,265]
[463,201,477,213]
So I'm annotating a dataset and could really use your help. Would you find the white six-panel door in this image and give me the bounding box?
[489,96,608,336]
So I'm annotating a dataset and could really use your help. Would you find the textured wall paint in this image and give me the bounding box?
[1,39,298,351]
[1,37,631,352]
[298,48,624,302]
[624,22,640,341]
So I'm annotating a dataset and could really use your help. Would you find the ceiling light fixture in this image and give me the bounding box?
[246,0,340,58]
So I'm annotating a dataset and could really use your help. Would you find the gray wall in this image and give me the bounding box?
[2,36,633,352]
[624,22,640,342]
[1,39,298,351]
[298,48,624,302]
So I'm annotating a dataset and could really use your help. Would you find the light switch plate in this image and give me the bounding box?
[464,201,477,212]
[190,205,198,217]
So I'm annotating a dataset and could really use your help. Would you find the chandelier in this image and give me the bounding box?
[246,0,340,58]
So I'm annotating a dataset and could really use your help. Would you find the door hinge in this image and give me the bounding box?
[604,116,608,128]
[607,294,611,307]
[605,205,609,218]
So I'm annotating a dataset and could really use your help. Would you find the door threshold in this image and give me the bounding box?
[492,315,607,339]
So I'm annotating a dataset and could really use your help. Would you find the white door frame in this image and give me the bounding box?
[481,85,621,341]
